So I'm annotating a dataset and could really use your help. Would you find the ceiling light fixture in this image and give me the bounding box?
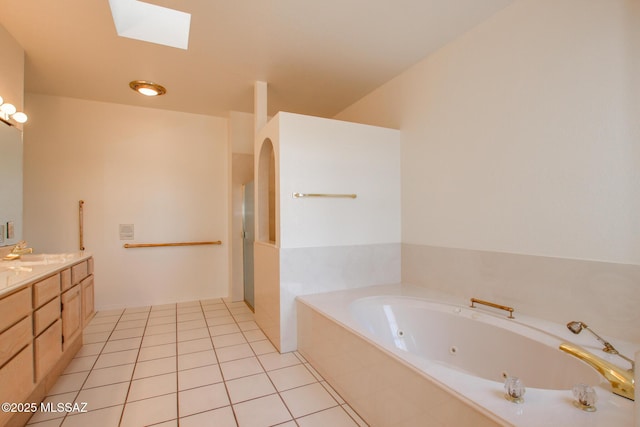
[0,95,28,126]
[129,80,167,97]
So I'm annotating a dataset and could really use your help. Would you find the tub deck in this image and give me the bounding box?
[296,283,636,427]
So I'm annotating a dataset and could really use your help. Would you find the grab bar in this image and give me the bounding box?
[79,200,85,251]
[293,192,357,199]
[123,241,222,249]
[470,298,515,319]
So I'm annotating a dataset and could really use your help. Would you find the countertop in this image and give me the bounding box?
[0,252,92,297]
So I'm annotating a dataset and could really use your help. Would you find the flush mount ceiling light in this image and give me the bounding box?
[129,80,167,97]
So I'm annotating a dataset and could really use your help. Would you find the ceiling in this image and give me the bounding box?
[0,0,514,118]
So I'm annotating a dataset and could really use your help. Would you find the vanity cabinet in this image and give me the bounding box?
[0,255,94,427]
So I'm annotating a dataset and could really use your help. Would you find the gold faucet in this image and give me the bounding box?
[559,342,634,401]
[2,241,33,260]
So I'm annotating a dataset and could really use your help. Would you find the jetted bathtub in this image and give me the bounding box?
[296,284,635,427]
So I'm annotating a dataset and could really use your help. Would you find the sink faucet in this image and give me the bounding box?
[560,342,634,400]
[2,241,33,260]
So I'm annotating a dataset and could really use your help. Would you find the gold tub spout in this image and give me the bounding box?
[559,342,634,401]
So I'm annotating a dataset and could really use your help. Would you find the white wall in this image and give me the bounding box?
[278,112,401,249]
[24,94,229,309]
[337,0,640,266]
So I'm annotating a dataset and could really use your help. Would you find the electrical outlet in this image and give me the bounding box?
[119,224,134,240]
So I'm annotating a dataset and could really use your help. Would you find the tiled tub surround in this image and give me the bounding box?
[255,243,401,354]
[402,244,640,343]
[25,298,367,427]
[297,284,637,427]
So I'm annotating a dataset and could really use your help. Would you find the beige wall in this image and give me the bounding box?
[336,0,640,341]
[337,0,640,266]
[0,24,24,113]
[23,94,229,309]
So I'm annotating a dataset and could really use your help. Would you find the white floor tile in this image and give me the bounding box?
[226,373,276,404]
[114,319,146,330]
[237,321,259,331]
[178,364,223,391]
[28,392,77,424]
[209,323,241,336]
[137,343,176,362]
[216,343,254,363]
[220,357,264,381]
[132,356,176,380]
[233,394,292,427]
[267,365,317,392]
[127,372,177,402]
[48,371,90,395]
[141,332,176,348]
[176,319,207,331]
[61,404,123,427]
[206,316,236,326]
[342,404,369,427]
[177,337,213,355]
[102,337,142,354]
[145,323,177,336]
[212,333,247,348]
[178,383,229,417]
[74,342,105,358]
[178,349,218,371]
[242,329,267,342]
[295,406,358,427]
[179,405,237,427]
[26,417,63,427]
[249,340,277,355]
[93,349,138,369]
[63,355,98,374]
[147,315,176,326]
[177,327,209,342]
[258,352,300,371]
[280,382,338,418]
[177,312,204,322]
[120,393,177,427]
[83,364,134,388]
[75,382,130,411]
[83,332,110,344]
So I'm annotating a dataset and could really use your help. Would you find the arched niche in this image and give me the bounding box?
[257,138,276,244]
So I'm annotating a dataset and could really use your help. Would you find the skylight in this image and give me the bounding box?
[109,0,191,50]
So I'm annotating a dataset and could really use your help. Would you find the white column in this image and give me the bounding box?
[254,81,267,137]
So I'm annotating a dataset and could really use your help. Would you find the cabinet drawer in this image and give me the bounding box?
[0,288,31,333]
[0,344,34,407]
[0,316,32,367]
[61,268,71,291]
[33,274,60,307]
[35,296,61,336]
[71,261,88,285]
[35,320,62,381]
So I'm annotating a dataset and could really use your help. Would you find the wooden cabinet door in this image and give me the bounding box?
[81,275,95,327]
[61,285,82,351]
[35,319,62,381]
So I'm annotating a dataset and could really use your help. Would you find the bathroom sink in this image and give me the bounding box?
[10,253,75,266]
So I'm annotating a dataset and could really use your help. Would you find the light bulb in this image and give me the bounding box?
[12,112,28,124]
[0,103,17,115]
[138,87,159,96]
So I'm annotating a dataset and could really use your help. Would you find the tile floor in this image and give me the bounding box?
[25,299,368,427]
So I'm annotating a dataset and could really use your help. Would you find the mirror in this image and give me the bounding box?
[0,123,23,247]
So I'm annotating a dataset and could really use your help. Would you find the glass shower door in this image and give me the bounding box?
[242,182,255,310]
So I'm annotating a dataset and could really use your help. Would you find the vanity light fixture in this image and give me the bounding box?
[129,80,167,97]
[0,95,28,125]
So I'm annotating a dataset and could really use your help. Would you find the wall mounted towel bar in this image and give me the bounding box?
[292,192,357,199]
[123,241,222,249]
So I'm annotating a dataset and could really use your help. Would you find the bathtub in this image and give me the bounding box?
[296,284,635,427]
